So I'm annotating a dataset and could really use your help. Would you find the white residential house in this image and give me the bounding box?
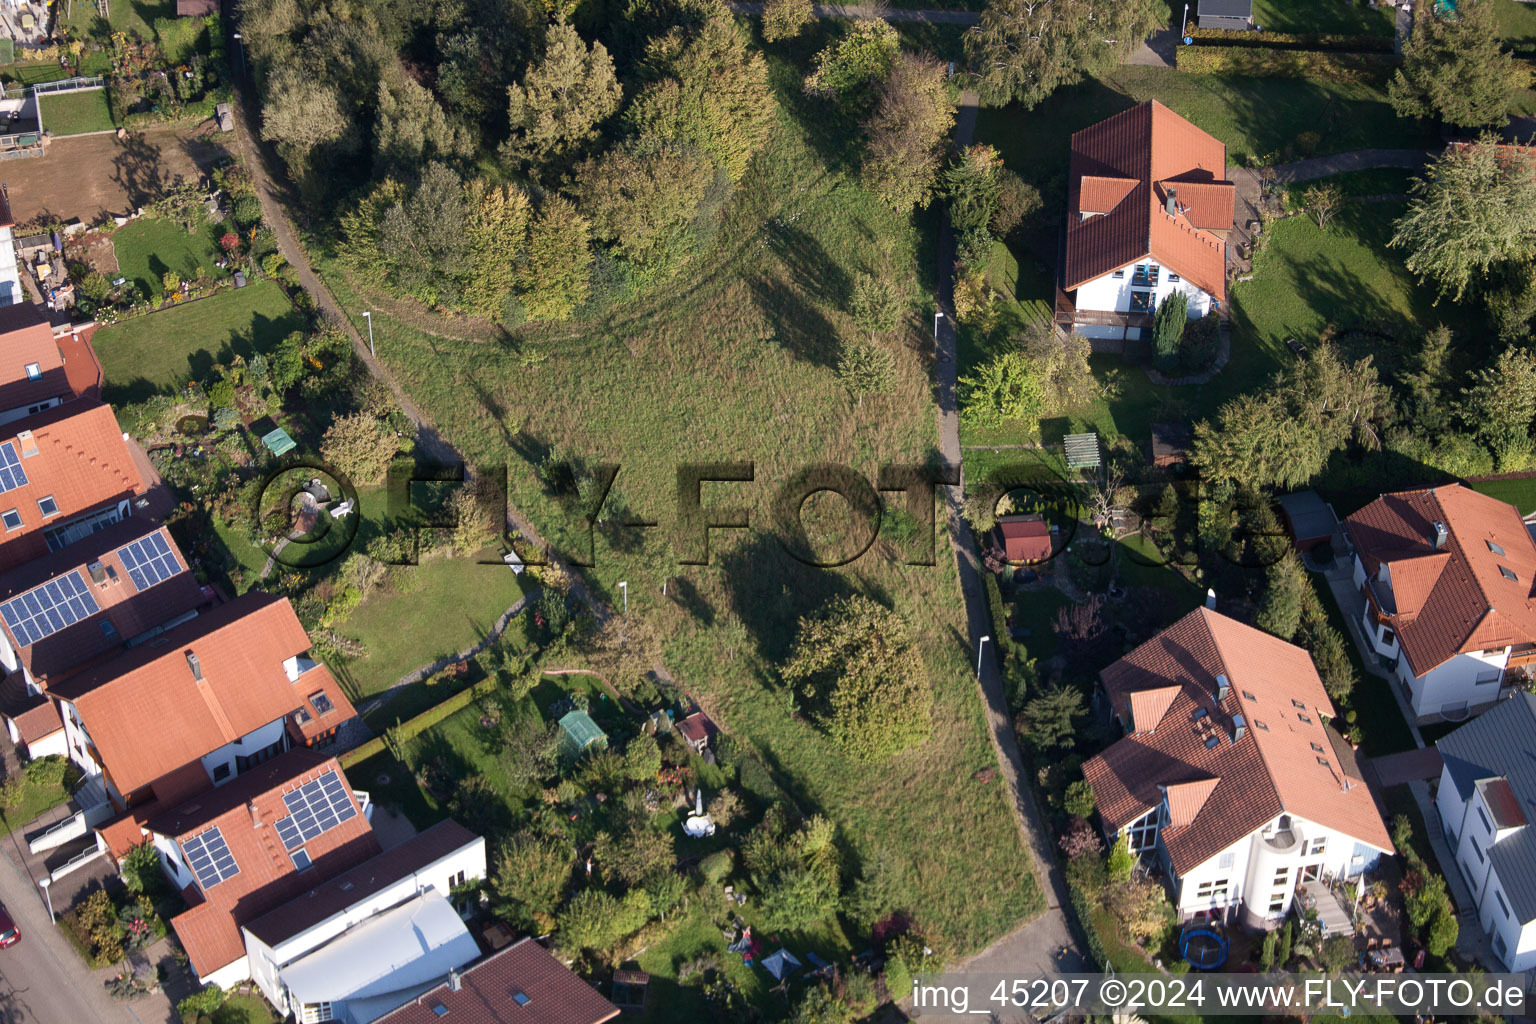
[1085,608,1393,928]
[1343,485,1536,721]
[1433,693,1536,971]
[242,820,487,1024]
[1057,100,1234,343]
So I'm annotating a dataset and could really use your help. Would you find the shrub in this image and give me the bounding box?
[23,755,68,788]
[177,985,226,1022]
[121,842,162,897]
[1063,780,1096,820]
[1175,46,1395,82]
[698,849,735,885]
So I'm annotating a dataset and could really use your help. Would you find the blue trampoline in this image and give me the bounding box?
[1180,921,1229,971]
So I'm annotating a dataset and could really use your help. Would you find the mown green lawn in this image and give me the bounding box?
[39,88,114,136]
[1469,476,1536,515]
[1252,0,1397,35]
[65,0,175,44]
[311,78,1040,953]
[96,280,306,403]
[343,552,530,704]
[211,993,278,1024]
[1494,0,1536,54]
[111,217,231,301]
[0,776,71,833]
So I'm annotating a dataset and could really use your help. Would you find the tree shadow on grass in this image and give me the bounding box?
[747,276,840,369]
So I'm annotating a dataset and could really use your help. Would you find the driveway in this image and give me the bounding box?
[0,826,134,1024]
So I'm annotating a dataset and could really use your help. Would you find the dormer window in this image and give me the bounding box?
[24,363,40,381]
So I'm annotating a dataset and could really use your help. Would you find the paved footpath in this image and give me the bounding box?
[1269,148,1434,183]
[915,90,1087,1001]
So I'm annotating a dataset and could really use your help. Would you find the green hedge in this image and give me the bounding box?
[1187,26,1394,53]
[1174,45,1397,83]
[1068,883,1108,969]
[339,673,503,769]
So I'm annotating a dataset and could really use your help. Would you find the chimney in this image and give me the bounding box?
[1231,715,1246,744]
[1432,521,1448,550]
[186,650,203,681]
[16,430,37,458]
[1216,674,1230,702]
[247,800,263,828]
[1165,187,1178,218]
[449,970,461,993]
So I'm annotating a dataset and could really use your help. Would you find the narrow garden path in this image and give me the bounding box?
[1267,148,1434,183]
[927,89,1086,980]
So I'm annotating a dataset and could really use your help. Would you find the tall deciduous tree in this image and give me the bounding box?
[462,180,532,320]
[374,74,473,178]
[965,0,1165,108]
[1460,345,1536,466]
[804,19,900,100]
[762,0,813,41]
[575,143,715,278]
[261,68,356,170]
[503,19,623,172]
[377,162,470,306]
[861,52,955,213]
[628,15,774,183]
[518,196,593,321]
[1301,183,1342,230]
[1390,137,1536,302]
[1389,0,1526,129]
[782,596,932,762]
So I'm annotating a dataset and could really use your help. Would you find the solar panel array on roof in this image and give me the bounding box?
[116,532,182,592]
[183,826,239,889]
[0,570,100,646]
[0,442,26,493]
[275,770,356,851]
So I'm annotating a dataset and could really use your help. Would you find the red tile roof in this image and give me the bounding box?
[0,672,60,744]
[244,819,481,948]
[0,519,207,684]
[373,938,620,1024]
[1343,485,1536,676]
[999,515,1052,562]
[1084,607,1392,874]
[0,400,145,572]
[1065,101,1233,302]
[48,594,357,800]
[153,750,381,978]
[0,307,100,415]
[675,711,716,746]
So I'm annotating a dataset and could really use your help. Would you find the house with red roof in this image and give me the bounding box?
[1342,484,1536,721]
[0,399,146,573]
[0,519,207,762]
[42,592,357,811]
[0,302,102,427]
[370,938,619,1024]
[1056,101,1235,343]
[998,514,1053,563]
[1084,607,1392,927]
[127,748,383,987]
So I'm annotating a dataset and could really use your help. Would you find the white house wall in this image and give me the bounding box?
[199,718,288,787]
[1436,777,1536,971]
[199,954,251,990]
[246,836,488,1016]
[24,728,67,760]
[1155,813,1384,926]
[1073,260,1215,317]
[1399,649,1505,718]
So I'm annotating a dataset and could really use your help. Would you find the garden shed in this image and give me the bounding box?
[558,709,607,758]
[260,426,296,457]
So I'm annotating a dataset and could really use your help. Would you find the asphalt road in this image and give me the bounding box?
[0,833,128,1024]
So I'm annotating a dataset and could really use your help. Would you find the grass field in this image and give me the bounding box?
[95,280,306,403]
[1251,0,1397,35]
[1469,476,1536,514]
[1494,0,1536,54]
[211,993,277,1024]
[65,0,175,44]
[0,774,71,833]
[110,217,231,301]
[39,88,114,136]
[312,81,1040,953]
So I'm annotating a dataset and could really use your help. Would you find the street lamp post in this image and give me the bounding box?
[362,310,374,357]
[618,580,628,613]
[39,877,54,924]
[933,311,943,342]
[1181,3,1189,38]
[232,32,245,80]
[976,635,990,679]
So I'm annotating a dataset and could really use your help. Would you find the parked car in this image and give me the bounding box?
[0,905,20,947]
